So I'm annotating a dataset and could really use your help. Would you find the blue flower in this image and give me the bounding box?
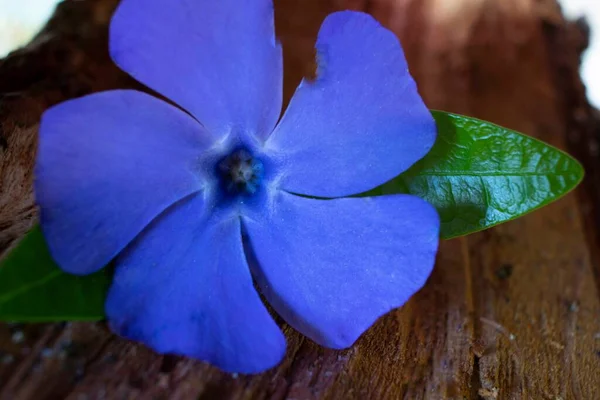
[34,0,439,373]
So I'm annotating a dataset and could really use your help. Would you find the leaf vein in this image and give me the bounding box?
[0,270,63,305]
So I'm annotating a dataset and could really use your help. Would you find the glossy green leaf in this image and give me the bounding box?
[0,226,110,321]
[0,111,585,321]
[366,111,584,239]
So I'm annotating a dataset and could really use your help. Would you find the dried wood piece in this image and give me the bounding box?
[1,0,599,398]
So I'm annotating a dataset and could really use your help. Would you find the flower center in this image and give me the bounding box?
[217,149,264,195]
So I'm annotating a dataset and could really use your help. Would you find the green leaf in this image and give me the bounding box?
[0,111,584,321]
[0,226,110,321]
[367,111,584,239]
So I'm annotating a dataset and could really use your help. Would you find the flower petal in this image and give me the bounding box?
[243,192,439,348]
[110,0,282,141]
[266,11,436,198]
[35,90,210,275]
[106,195,286,374]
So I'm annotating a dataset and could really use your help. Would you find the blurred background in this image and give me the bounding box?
[0,0,598,108]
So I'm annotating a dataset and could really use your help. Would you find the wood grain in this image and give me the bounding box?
[1,0,599,398]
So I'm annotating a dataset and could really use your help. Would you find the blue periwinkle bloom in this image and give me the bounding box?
[34,0,440,373]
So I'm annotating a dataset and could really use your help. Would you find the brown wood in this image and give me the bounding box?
[1,0,599,398]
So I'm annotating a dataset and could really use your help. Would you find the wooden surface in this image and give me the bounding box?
[1,0,599,398]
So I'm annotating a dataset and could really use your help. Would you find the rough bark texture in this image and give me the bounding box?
[1,0,599,398]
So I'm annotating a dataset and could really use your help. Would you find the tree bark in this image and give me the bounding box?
[1,0,599,399]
